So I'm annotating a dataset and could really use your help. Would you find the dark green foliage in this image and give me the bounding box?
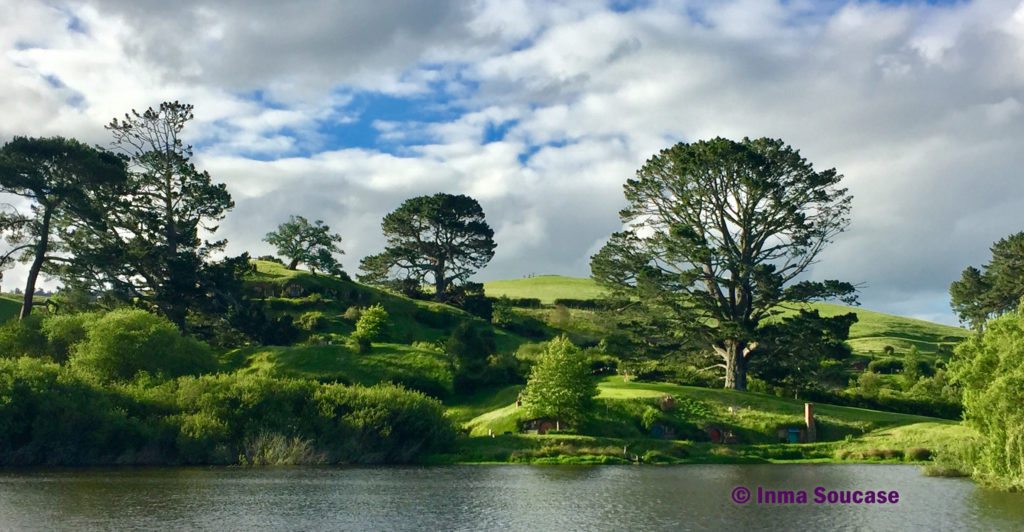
[316,383,456,463]
[750,309,857,393]
[70,309,216,382]
[552,298,612,310]
[950,232,1024,329]
[868,358,904,374]
[446,321,498,393]
[0,316,47,359]
[0,136,128,319]
[263,215,344,274]
[591,137,855,390]
[493,297,542,309]
[359,193,496,301]
[0,361,456,465]
[56,102,235,331]
[0,358,152,465]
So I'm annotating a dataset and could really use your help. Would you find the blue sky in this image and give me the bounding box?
[2,0,1024,325]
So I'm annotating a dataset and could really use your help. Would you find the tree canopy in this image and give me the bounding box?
[264,215,344,273]
[0,137,127,319]
[359,193,496,301]
[591,137,856,390]
[950,231,1024,330]
[55,101,238,330]
[521,336,596,430]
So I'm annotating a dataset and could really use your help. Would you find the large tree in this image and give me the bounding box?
[57,102,235,330]
[950,232,1024,330]
[263,215,344,273]
[359,193,496,300]
[591,137,856,390]
[0,137,127,319]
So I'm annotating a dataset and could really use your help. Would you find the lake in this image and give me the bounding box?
[1,464,1022,530]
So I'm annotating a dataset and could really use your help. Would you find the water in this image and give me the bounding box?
[1,465,1022,531]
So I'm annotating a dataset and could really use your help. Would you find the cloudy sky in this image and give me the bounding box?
[2,0,1023,324]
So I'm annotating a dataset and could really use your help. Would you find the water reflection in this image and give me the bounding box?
[0,465,1021,531]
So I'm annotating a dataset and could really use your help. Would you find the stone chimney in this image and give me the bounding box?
[804,403,816,443]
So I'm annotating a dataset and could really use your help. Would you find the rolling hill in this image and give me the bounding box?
[484,275,969,356]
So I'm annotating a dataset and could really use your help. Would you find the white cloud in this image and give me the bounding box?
[3,0,1024,324]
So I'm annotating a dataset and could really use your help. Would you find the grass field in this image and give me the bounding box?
[484,275,969,356]
[484,275,609,303]
[0,296,20,322]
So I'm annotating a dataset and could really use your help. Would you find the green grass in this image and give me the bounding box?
[446,375,969,464]
[221,342,454,396]
[484,275,608,303]
[445,384,524,424]
[484,275,969,357]
[0,296,21,322]
[248,260,529,353]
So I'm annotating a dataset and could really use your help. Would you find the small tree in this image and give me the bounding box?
[446,321,497,393]
[521,336,597,430]
[264,215,344,273]
[353,303,389,347]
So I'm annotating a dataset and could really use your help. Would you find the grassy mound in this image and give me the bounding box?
[222,342,454,397]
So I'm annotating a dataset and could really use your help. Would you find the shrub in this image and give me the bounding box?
[856,372,882,398]
[40,312,102,363]
[0,316,47,359]
[547,305,571,328]
[867,357,903,374]
[316,382,456,463]
[446,321,497,393]
[491,298,515,327]
[353,304,388,343]
[296,311,327,332]
[70,309,217,382]
[342,306,363,321]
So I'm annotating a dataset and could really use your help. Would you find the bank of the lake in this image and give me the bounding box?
[2,465,1021,531]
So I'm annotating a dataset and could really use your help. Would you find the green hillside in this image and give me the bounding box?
[484,275,608,303]
[0,296,20,322]
[484,275,968,356]
[224,261,528,396]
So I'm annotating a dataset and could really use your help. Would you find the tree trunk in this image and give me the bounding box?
[433,265,447,301]
[20,208,52,320]
[287,258,299,270]
[715,339,748,391]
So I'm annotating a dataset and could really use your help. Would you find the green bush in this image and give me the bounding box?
[0,316,47,359]
[41,312,102,363]
[70,309,216,382]
[353,303,388,343]
[342,306,362,322]
[948,304,1024,490]
[296,311,327,332]
[867,357,903,374]
[316,382,456,463]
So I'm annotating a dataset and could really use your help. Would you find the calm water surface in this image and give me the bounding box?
[1,464,1022,531]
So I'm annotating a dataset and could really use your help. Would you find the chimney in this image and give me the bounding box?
[804,403,816,443]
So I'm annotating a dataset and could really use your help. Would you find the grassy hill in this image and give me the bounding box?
[448,376,970,464]
[484,275,608,303]
[0,296,21,322]
[484,275,968,356]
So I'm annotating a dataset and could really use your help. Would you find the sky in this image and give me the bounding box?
[1,0,1023,325]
